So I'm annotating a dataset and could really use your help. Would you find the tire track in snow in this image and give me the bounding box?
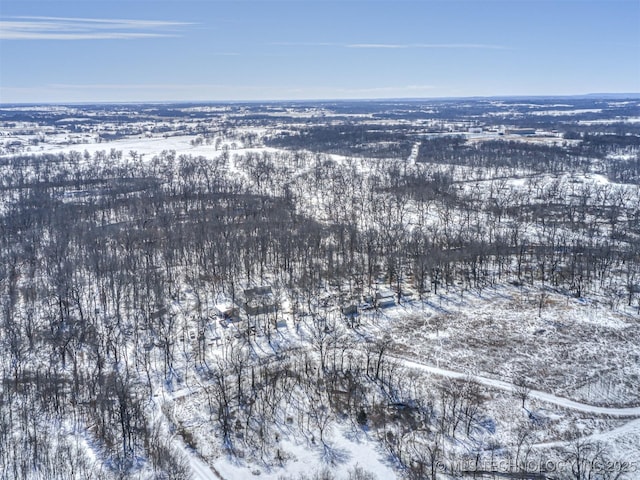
[187,450,225,480]
[533,418,640,449]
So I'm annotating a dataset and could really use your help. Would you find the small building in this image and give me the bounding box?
[341,303,359,316]
[375,289,396,308]
[506,128,536,136]
[400,290,416,302]
[243,286,278,315]
[150,307,168,320]
[214,302,241,321]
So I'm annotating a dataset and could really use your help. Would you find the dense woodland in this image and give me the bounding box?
[0,99,639,479]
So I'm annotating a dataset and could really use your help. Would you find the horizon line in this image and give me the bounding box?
[2,92,640,107]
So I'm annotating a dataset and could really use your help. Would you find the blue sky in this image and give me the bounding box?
[1,0,638,103]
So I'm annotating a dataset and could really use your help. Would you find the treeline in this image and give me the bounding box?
[416,135,640,184]
[417,137,586,174]
[265,125,414,159]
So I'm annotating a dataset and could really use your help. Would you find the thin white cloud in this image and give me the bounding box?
[348,43,509,50]
[47,83,231,90]
[0,16,192,40]
[16,16,190,27]
[42,83,435,92]
[273,41,508,50]
[271,41,339,47]
[334,85,436,94]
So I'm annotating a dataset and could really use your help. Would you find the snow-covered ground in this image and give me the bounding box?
[1,100,639,479]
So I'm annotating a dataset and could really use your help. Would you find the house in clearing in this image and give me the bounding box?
[214,302,241,322]
[375,289,396,308]
[243,286,278,315]
[341,302,360,328]
[341,303,359,316]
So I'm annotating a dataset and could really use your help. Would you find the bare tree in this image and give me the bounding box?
[513,376,532,410]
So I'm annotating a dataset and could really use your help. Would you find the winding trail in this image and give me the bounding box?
[174,442,224,480]
[533,418,640,449]
[187,451,224,480]
[394,355,640,417]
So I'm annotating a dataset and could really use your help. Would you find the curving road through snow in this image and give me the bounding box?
[394,355,640,417]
